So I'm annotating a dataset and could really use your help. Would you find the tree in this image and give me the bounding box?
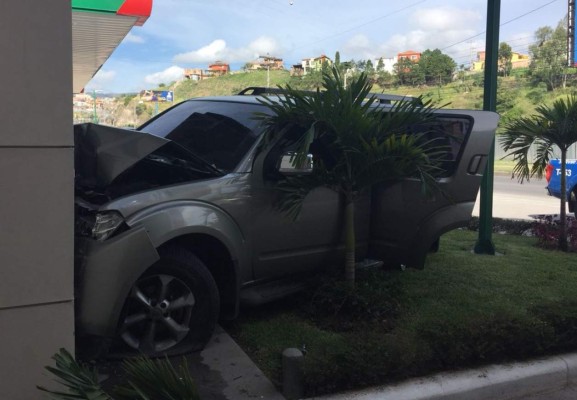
[418,49,456,85]
[376,57,384,72]
[529,20,568,90]
[394,58,424,86]
[500,95,577,251]
[356,59,367,71]
[365,59,374,74]
[257,67,443,286]
[335,51,341,68]
[376,70,395,88]
[498,42,513,76]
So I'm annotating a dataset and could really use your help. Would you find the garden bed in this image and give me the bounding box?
[226,228,577,397]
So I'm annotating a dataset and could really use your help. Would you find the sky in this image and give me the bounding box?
[85,0,569,93]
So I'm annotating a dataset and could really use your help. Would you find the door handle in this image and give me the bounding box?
[467,155,485,175]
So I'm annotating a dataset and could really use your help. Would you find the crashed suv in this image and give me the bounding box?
[75,88,499,356]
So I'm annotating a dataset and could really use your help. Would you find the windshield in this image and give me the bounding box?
[139,100,266,172]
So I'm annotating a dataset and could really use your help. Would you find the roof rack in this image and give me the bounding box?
[237,86,422,106]
[371,93,423,106]
[237,87,314,96]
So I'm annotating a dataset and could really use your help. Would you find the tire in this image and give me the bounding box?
[116,245,220,357]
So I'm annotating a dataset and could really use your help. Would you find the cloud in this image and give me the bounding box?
[411,7,481,31]
[87,69,117,90]
[124,33,145,44]
[144,66,185,85]
[342,34,378,60]
[173,37,281,63]
[173,40,227,63]
[247,37,279,56]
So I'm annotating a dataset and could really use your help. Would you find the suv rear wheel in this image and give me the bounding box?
[117,246,219,356]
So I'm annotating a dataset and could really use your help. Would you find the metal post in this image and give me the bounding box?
[282,348,304,399]
[474,0,501,255]
[569,0,576,67]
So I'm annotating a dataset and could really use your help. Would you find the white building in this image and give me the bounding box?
[375,56,398,74]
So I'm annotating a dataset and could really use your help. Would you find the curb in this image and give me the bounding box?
[198,325,286,399]
[308,353,577,400]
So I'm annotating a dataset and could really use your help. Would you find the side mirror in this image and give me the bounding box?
[278,152,314,175]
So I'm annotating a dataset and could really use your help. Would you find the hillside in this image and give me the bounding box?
[111,68,577,130]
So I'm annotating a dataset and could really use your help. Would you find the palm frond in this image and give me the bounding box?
[113,357,199,400]
[37,349,112,400]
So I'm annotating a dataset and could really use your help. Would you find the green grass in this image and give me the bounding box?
[494,159,516,175]
[227,229,577,396]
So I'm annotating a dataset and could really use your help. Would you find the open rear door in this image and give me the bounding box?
[369,110,499,268]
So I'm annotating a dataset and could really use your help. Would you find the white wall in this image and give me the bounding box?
[0,1,74,399]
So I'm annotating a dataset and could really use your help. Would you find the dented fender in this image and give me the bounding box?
[125,201,250,283]
[76,227,159,337]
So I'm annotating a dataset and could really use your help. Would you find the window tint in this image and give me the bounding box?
[410,116,471,177]
[139,101,267,172]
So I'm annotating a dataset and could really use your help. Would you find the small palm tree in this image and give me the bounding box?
[257,66,446,286]
[500,95,577,252]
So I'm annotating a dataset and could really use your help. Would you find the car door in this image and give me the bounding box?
[369,110,499,268]
[249,128,371,281]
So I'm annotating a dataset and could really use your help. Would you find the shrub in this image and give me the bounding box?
[302,269,401,332]
[526,89,546,105]
[37,349,199,400]
[467,217,534,235]
[531,217,577,251]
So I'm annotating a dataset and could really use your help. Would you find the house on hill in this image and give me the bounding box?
[301,54,333,74]
[397,50,421,62]
[183,61,230,80]
[374,56,398,74]
[208,61,230,76]
[184,68,205,80]
[290,64,305,76]
[246,55,284,71]
[471,50,530,72]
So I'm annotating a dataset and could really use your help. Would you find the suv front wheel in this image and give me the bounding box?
[116,246,220,356]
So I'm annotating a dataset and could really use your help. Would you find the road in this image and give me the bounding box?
[472,174,561,220]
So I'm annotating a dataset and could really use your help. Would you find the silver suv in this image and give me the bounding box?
[74,89,499,356]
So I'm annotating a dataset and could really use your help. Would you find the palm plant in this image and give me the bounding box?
[500,95,577,252]
[256,66,446,286]
[37,348,199,400]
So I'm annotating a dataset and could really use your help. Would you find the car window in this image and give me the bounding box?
[139,101,266,172]
[409,115,471,177]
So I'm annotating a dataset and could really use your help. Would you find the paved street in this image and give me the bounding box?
[518,385,577,400]
[473,175,561,220]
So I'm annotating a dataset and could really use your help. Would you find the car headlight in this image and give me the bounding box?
[92,211,125,241]
[76,209,126,241]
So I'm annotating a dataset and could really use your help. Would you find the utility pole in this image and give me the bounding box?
[569,0,575,67]
[474,0,501,255]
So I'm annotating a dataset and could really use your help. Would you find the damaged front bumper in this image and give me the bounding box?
[76,226,159,337]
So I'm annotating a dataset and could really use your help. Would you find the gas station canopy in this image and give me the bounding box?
[72,0,152,93]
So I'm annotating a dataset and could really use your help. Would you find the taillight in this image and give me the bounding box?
[545,163,554,182]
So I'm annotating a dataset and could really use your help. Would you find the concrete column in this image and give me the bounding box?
[0,1,74,399]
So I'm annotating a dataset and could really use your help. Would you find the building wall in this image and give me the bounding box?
[0,1,74,399]
[375,57,398,74]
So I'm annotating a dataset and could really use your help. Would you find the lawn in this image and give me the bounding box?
[227,228,577,397]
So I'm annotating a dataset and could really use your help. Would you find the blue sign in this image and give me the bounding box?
[151,91,174,102]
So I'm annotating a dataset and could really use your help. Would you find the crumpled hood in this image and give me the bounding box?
[74,123,169,189]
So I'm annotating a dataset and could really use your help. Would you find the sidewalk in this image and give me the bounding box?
[193,326,577,400]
